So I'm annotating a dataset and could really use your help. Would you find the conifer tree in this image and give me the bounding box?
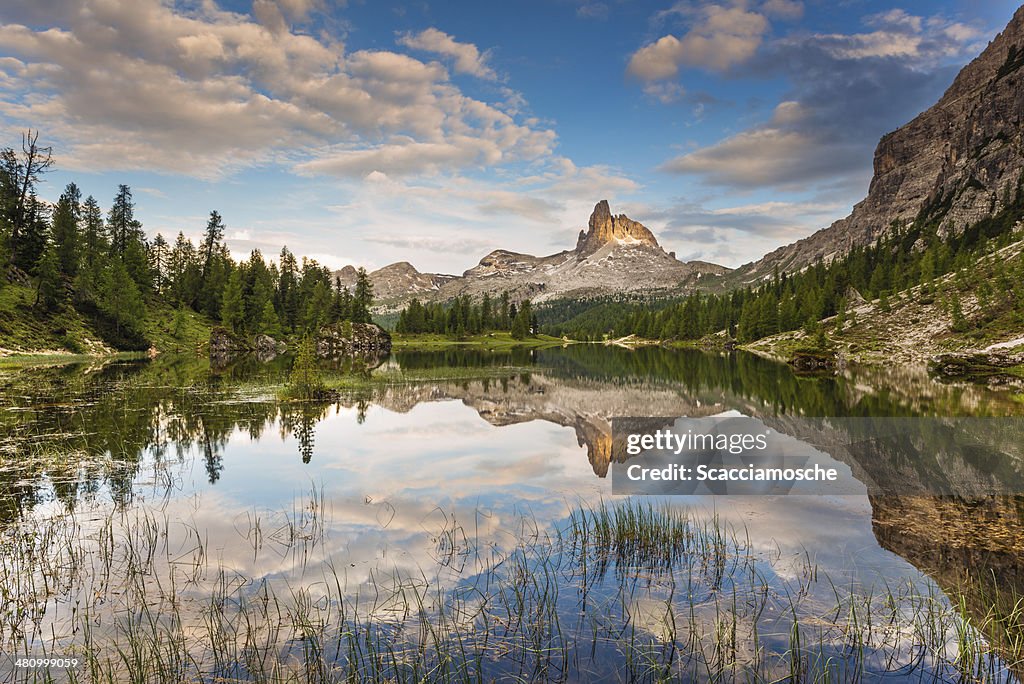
[80,195,106,269]
[51,182,81,277]
[34,243,62,309]
[100,258,145,338]
[351,268,373,323]
[221,268,245,333]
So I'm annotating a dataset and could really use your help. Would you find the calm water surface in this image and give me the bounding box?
[0,346,1021,681]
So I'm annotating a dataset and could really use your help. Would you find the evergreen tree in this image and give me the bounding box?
[304,280,332,332]
[108,184,135,256]
[51,182,81,277]
[511,300,532,339]
[288,335,323,400]
[34,243,62,309]
[123,236,152,293]
[2,130,54,268]
[221,268,245,333]
[351,267,373,323]
[100,258,146,337]
[150,233,169,293]
[80,195,106,269]
[200,210,225,278]
[277,246,299,331]
[258,299,282,337]
[18,194,49,273]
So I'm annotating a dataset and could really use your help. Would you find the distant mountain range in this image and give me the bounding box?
[336,199,729,307]
[340,4,1024,307]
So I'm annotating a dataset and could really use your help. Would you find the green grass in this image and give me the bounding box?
[274,364,532,399]
[140,305,214,354]
[327,364,529,389]
[0,284,108,354]
[0,351,149,368]
[390,331,572,351]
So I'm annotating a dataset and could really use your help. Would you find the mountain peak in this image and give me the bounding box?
[575,200,660,256]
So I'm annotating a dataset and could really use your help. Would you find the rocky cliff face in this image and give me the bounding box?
[575,199,660,255]
[734,5,1024,283]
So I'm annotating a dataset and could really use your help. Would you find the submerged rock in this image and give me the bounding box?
[788,349,837,373]
[931,351,1024,386]
[209,328,288,366]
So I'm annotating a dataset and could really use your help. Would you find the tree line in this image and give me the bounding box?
[0,130,374,348]
[395,292,537,339]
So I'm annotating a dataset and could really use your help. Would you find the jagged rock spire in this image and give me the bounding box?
[575,200,660,255]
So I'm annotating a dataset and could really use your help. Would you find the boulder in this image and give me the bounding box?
[931,351,1024,385]
[209,326,251,366]
[253,333,287,362]
[316,322,392,359]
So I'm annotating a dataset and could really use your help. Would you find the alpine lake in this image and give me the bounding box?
[0,344,1022,682]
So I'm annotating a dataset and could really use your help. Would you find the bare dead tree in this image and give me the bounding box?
[8,129,54,265]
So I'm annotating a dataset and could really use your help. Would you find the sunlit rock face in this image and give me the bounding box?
[735,5,1024,282]
[574,199,660,256]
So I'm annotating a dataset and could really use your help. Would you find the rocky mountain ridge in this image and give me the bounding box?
[336,200,730,306]
[333,262,457,302]
[731,4,1024,284]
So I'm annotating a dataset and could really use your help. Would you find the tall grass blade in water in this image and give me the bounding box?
[0,496,1020,682]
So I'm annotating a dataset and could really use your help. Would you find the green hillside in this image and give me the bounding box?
[0,279,213,356]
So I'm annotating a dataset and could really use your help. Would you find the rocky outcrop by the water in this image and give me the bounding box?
[209,327,252,366]
[788,349,837,373]
[210,323,391,367]
[253,334,287,362]
[210,328,287,366]
[931,350,1024,386]
[316,322,391,358]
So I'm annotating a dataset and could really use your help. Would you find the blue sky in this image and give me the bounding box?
[0,0,1018,273]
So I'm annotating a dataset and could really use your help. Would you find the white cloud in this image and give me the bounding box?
[0,1,548,179]
[576,3,610,20]
[397,27,498,80]
[761,0,803,21]
[642,81,687,103]
[802,9,984,61]
[656,8,987,191]
[659,100,830,187]
[627,4,769,80]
